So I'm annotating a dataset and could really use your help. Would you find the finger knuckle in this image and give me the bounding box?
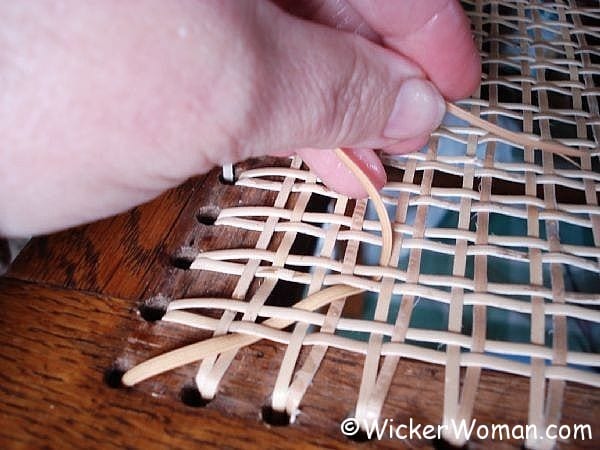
[327,41,389,146]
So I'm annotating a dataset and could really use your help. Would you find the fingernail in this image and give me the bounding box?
[383,78,446,140]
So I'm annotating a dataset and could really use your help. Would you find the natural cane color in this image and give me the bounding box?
[122,148,395,387]
[446,102,586,158]
[3,3,599,449]
[333,148,393,267]
[121,285,363,386]
[117,2,599,448]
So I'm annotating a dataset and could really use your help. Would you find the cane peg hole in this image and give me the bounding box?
[196,205,220,226]
[261,405,291,427]
[170,255,194,270]
[347,429,371,443]
[138,295,170,322]
[432,436,469,450]
[103,362,130,389]
[219,164,236,185]
[170,246,197,270]
[180,385,211,408]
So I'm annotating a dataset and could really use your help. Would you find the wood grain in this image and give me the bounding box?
[1,277,596,449]
[2,161,598,449]
[0,278,346,450]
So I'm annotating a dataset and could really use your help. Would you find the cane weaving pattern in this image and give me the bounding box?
[125,1,600,448]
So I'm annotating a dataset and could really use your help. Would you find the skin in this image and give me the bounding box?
[0,0,480,237]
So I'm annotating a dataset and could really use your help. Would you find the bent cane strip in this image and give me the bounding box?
[122,285,363,386]
[446,102,585,158]
[333,148,393,267]
[121,101,580,387]
[122,148,394,387]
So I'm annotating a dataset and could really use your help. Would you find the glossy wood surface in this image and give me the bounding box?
[1,160,597,449]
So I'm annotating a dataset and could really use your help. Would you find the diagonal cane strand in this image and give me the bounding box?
[122,148,394,387]
[121,102,586,387]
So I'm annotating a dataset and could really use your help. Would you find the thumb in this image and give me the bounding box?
[242,2,446,156]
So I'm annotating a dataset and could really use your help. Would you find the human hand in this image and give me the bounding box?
[0,0,480,237]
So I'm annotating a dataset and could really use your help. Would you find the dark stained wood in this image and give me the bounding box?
[2,159,598,449]
[0,278,345,450]
[0,239,10,275]
[0,278,597,449]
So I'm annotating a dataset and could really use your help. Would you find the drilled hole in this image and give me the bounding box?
[139,304,166,322]
[347,429,371,443]
[180,385,211,407]
[103,365,127,389]
[195,206,220,226]
[340,417,371,442]
[138,295,169,322]
[170,255,193,270]
[261,405,290,427]
[218,171,236,185]
[169,246,197,271]
[196,214,216,226]
[432,437,469,450]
